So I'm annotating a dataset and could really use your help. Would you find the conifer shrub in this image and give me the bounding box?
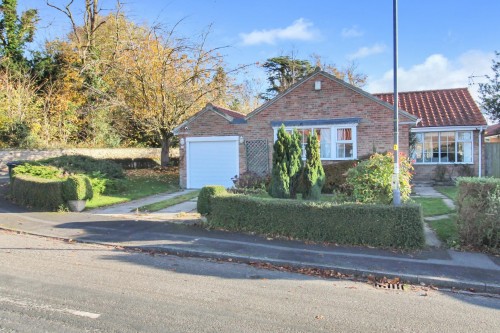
[301,132,325,200]
[269,125,291,198]
[288,129,303,198]
[346,152,412,204]
[197,185,227,215]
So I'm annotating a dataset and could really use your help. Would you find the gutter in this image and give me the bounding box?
[478,126,484,177]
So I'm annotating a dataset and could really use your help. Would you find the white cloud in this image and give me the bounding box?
[239,18,318,46]
[341,26,363,38]
[348,43,386,60]
[366,50,495,102]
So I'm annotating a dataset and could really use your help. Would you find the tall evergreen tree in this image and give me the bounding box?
[288,129,302,198]
[269,125,291,198]
[302,132,325,200]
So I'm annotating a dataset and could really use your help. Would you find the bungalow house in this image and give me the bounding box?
[173,69,486,188]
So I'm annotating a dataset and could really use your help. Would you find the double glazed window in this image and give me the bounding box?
[281,126,356,160]
[413,131,473,164]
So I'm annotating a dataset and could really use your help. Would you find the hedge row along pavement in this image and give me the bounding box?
[456,177,500,252]
[205,189,425,249]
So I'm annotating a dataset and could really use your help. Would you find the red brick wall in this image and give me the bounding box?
[177,73,414,188]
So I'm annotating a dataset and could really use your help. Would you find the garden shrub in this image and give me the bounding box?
[346,152,412,204]
[322,160,357,193]
[12,163,63,179]
[456,177,500,251]
[197,185,227,215]
[231,172,270,194]
[207,193,424,249]
[11,175,65,211]
[62,175,94,201]
[41,155,124,179]
[301,132,325,200]
[269,125,291,198]
[288,129,303,198]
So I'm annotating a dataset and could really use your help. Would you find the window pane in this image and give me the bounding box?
[424,133,439,162]
[318,128,331,158]
[337,128,352,141]
[457,142,472,163]
[414,133,423,163]
[336,143,353,158]
[458,131,472,141]
[440,132,455,163]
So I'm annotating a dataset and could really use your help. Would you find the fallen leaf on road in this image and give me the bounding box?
[315,315,324,320]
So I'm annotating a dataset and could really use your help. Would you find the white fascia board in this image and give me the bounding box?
[411,126,483,133]
[186,136,240,142]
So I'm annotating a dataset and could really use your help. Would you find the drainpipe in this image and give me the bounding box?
[478,126,484,177]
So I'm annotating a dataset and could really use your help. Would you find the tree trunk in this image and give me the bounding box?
[160,132,172,167]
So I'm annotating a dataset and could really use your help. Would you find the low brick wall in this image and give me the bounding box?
[0,148,180,169]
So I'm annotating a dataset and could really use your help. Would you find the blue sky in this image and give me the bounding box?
[20,0,497,101]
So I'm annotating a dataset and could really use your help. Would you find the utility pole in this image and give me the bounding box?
[392,0,401,206]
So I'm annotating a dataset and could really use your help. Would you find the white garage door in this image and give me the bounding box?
[187,136,239,189]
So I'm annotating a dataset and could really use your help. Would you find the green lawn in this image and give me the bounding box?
[427,215,459,246]
[412,197,454,217]
[86,168,180,209]
[434,186,458,201]
[138,190,200,212]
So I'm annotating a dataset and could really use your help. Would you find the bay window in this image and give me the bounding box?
[413,130,473,164]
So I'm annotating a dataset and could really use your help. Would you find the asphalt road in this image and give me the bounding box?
[1,230,499,333]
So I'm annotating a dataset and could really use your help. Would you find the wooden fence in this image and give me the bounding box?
[485,143,500,177]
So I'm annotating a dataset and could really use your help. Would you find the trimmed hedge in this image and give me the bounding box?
[11,174,65,211]
[62,175,94,201]
[197,185,227,215]
[207,193,425,249]
[456,177,500,251]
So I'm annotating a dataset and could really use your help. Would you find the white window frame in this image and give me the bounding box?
[412,128,474,165]
[273,124,358,160]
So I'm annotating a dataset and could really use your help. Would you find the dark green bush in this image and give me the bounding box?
[41,155,124,179]
[62,175,94,201]
[456,177,500,251]
[197,185,227,215]
[12,163,63,179]
[207,193,424,249]
[11,175,65,211]
[269,125,291,198]
[322,160,357,193]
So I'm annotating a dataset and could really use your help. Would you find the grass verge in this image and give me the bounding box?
[412,197,454,217]
[86,168,180,209]
[427,215,459,246]
[434,186,458,201]
[138,190,200,212]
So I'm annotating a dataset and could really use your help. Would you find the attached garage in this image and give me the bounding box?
[186,136,239,189]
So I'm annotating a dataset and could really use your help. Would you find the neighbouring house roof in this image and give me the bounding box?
[246,69,417,122]
[211,105,246,120]
[173,103,247,134]
[373,88,487,128]
[486,123,500,137]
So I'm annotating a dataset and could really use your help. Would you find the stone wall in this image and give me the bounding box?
[0,148,180,169]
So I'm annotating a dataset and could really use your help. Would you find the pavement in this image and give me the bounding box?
[1,177,499,294]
